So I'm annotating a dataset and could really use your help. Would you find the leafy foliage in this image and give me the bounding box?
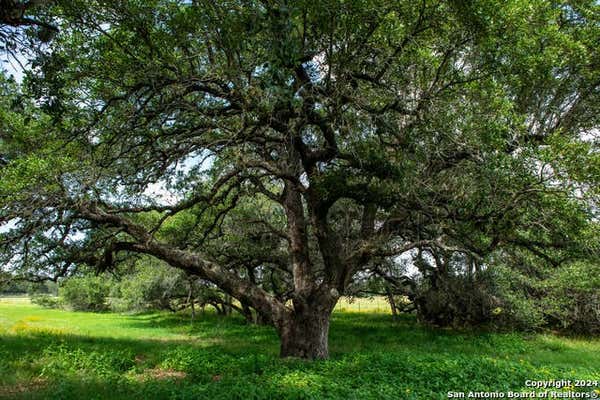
[30,293,61,309]
[59,275,110,312]
[540,262,600,334]
[109,259,188,313]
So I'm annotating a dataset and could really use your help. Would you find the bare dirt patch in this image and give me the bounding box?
[133,368,187,382]
[0,377,48,397]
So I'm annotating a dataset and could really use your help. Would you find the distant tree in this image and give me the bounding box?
[60,274,110,312]
[1,1,599,358]
[110,258,189,312]
[109,257,256,321]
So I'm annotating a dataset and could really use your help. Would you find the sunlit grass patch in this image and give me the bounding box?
[0,297,31,305]
[21,316,42,322]
[334,296,395,313]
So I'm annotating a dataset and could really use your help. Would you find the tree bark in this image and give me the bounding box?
[276,293,337,359]
[187,283,196,321]
[385,285,398,317]
[242,303,254,324]
[283,181,312,295]
[277,308,332,359]
[255,311,272,326]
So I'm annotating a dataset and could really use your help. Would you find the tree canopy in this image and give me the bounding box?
[1,0,599,358]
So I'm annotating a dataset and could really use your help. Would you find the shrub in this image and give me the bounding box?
[413,260,599,335]
[414,271,506,329]
[60,275,111,312]
[110,259,187,312]
[541,262,600,335]
[30,293,62,309]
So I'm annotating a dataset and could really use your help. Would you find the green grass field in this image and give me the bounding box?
[0,297,598,399]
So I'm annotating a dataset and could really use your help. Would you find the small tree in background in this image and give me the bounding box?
[60,275,110,312]
[110,258,188,313]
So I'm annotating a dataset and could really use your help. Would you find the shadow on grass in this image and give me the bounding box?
[118,311,280,354]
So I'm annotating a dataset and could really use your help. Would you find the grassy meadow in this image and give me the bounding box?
[0,297,598,399]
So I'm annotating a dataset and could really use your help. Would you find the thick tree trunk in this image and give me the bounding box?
[276,299,335,359]
[278,311,331,359]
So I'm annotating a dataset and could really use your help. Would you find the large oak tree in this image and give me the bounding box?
[1,0,599,358]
